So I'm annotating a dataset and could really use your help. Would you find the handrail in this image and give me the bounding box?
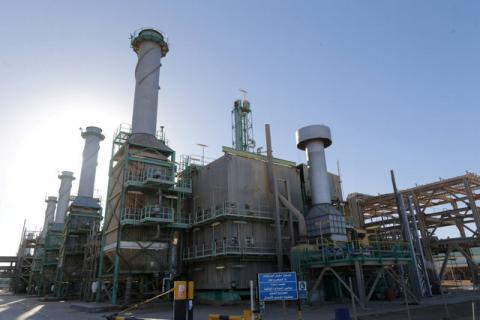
[183,240,276,260]
[191,201,291,225]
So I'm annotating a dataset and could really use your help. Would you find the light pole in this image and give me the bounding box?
[197,143,208,165]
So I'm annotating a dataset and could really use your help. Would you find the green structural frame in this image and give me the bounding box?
[35,224,63,296]
[54,207,102,299]
[96,125,193,304]
[231,99,255,153]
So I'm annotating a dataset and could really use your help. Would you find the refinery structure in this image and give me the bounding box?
[2,28,480,312]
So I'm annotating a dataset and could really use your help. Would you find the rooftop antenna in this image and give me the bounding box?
[336,160,342,185]
[239,89,248,101]
[196,143,208,165]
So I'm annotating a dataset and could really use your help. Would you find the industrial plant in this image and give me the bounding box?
[1,28,479,318]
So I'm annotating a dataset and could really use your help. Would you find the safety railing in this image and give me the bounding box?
[121,207,175,225]
[125,166,175,187]
[121,208,142,224]
[191,201,291,225]
[183,240,276,261]
[114,123,169,146]
[141,206,174,223]
[143,166,175,184]
[295,239,411,267]
[173,214,192,225]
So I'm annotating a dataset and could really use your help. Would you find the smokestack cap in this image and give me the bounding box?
[81,126,105,140]
[296,125,332,150]
[131,28,169,57]
[58,171,76,180]
[45,196,57,202]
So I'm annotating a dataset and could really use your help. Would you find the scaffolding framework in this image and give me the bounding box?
[8,226,39,293]
[54,204,102,299]
[96,126,192,304]
[348,173,480,292]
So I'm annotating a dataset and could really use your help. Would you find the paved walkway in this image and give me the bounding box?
[1,289,479,319]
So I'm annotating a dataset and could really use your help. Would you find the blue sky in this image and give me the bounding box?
[0,1,479,254]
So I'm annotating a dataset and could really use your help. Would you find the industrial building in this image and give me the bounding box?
[1,27,479,314]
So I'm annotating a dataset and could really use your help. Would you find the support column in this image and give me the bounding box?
[411,192,438,283]
[464,179,480,237]
[354,261,366,308]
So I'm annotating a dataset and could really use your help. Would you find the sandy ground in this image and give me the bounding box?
[1,289,479,320]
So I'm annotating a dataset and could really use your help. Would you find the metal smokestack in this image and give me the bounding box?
[296,125,347,241]
[54,171,75,224]
[130,29,169,135]
[41,196,57,238]
[77,126,104,198]
[296,125,332,205]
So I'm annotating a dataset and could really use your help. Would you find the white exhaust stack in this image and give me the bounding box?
[54,171,75,224]
[296,125,332,205]
[41,196,57,238]
[130,29,169,135]
[77,126,104,198]
[296,125,347,241]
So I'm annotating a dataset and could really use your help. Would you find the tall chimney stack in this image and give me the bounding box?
[54,171,75,224]
[41,196,57,238]
[130,29,169,135]
[77,126,104,198]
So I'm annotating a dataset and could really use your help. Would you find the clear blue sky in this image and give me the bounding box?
[0,1,479,254]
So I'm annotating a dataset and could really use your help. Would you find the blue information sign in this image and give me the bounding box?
[258,272,298,301]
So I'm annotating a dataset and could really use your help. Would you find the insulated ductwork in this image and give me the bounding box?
[130,29,169,135]
[54,171,75,224]
[74,126,104,208]
[296,125,347,241]
[41,196,57,238]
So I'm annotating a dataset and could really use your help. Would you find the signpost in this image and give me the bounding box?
[258,272,298,301]
[298,281,308,300]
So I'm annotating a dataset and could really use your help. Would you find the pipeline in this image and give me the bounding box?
[278,194,307,238]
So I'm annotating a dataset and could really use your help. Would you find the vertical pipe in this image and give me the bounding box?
[54,171,75,224]
[250,280,256,320]
[285,180,296,247]
[77,127,104,198]
[265,124,283,271]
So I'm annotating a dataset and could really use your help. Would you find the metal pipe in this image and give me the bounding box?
[278,194,307,238]
[77,127,104,198]
[54,171,75,224]
[131,29,169,135]
[250,280,256,320]
[265,124,284,272]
